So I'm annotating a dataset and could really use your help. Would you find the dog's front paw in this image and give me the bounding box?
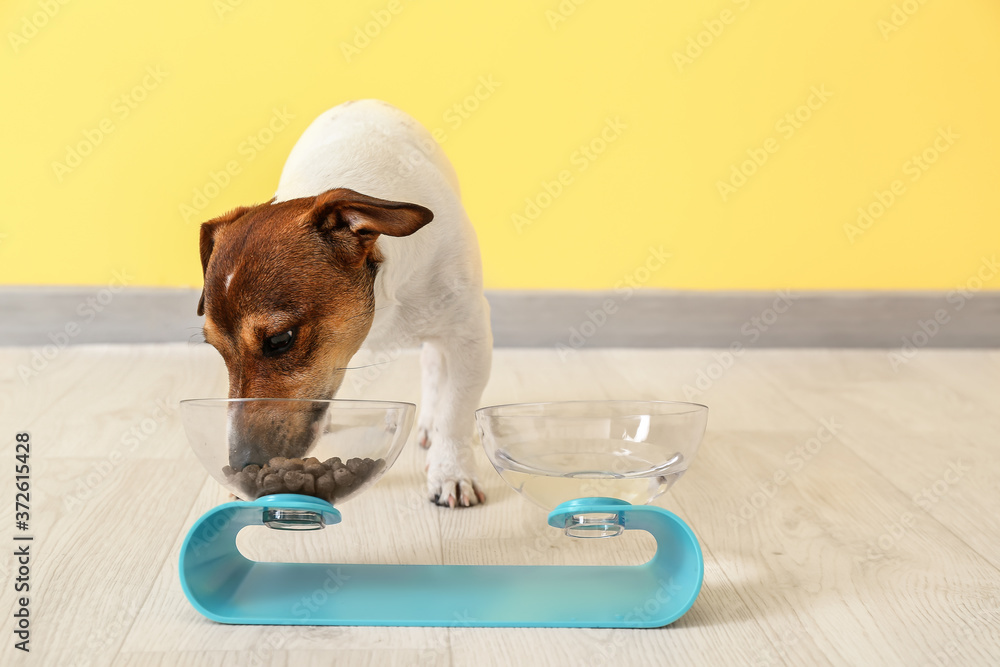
[425,440,485,508]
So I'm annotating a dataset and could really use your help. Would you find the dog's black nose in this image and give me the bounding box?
[228,443,270,470]
[228,450,252,471]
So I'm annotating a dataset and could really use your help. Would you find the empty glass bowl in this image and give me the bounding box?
[180,398,414,505]
[476,400,708,510]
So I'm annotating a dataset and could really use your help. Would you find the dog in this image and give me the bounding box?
[196,100,492,508]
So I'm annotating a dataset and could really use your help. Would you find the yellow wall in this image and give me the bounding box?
[2,0,998,290]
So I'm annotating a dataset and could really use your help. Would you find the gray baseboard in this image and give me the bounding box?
[488,290,999,348]
[1,287,997,347]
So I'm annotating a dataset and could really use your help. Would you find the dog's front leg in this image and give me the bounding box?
[417,342,443,449]
[423,333,491,508]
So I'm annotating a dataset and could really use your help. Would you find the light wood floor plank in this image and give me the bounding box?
[584,348,1000,665]
[742,350,1000,572]
[0,345,998,666]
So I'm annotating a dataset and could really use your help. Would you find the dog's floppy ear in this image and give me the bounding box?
[307,188,434,266]
[196,206,254,316]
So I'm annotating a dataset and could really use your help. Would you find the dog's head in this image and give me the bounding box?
[197,188,433,468]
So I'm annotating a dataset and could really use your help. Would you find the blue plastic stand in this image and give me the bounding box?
[179,494,703,627]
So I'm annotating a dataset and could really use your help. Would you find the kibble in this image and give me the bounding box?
[224,455,385,503]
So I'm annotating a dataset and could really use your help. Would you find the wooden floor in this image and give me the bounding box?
[1,345,998,666]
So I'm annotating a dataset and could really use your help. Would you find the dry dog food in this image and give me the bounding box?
[222,455,385,503]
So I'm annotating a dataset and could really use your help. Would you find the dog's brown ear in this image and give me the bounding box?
[307,188,434,265]
[196,206,254,316]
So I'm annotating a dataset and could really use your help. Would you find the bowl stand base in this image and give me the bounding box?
[179,494,704,628]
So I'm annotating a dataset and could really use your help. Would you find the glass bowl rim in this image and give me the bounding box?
[475,399,709,418]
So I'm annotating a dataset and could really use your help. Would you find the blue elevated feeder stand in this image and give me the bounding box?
[179,494,704,627]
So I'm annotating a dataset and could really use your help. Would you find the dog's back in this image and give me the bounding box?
[275,100,486,348]
[275,99,460,203]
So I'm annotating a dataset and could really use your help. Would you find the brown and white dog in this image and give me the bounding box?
[196,100,492,508]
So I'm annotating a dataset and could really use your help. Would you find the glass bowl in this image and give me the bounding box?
[180,398,414,505]
[476,400,708,510]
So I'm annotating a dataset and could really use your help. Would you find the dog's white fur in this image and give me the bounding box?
[274,99,492,507]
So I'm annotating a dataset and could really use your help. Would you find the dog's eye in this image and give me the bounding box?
[262,329,295,357]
